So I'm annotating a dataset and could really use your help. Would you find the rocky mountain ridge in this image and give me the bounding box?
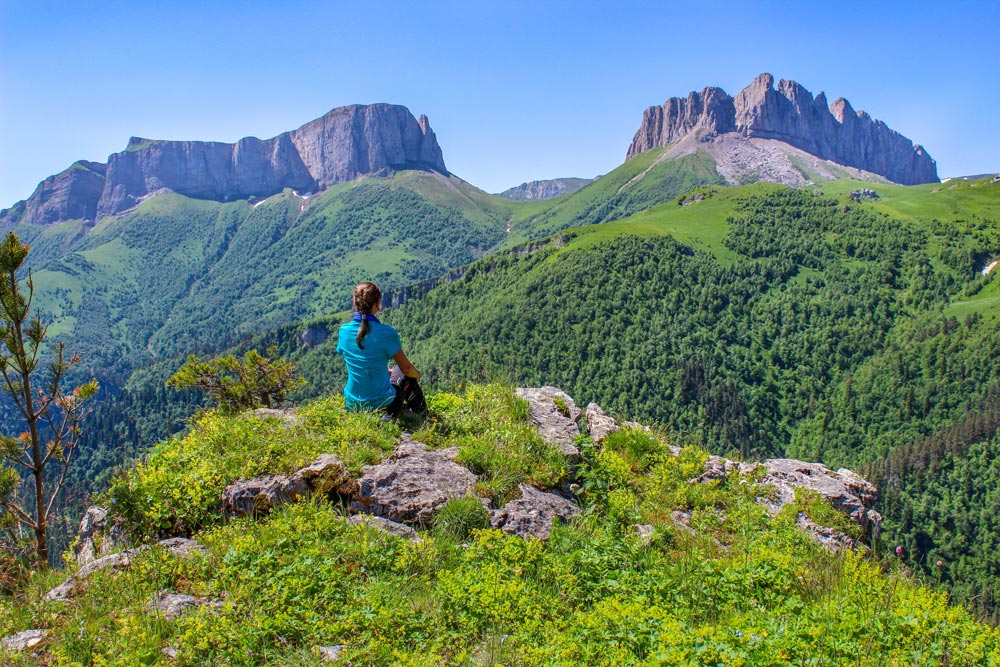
[1,104,446,225]
[497,177,594,201]
[628,73,937,185]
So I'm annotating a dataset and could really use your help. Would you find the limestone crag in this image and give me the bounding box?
[497,177,593,201]
[2,104,447,225]
[627,73,937,185]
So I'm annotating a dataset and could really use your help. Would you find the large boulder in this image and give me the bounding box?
[490,484,579,540]
[515,387,582,458]
[221,453,352,519]
[220,474,309,519]
[350,436,478,525]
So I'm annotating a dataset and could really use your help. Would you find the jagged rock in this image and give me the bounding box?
[158,537,210,559]
[148,591,224,619]
[74,505,127,566]
[347,514,420,542]
[627,73,937,185]
[243,407,302,427]
[671,510,694,532]
[350,436,477,525]
[2,104,447,225]
[221,473,309,519]
[515,387,582,458]
[690,455,743,484]
[0,161,106,225]
[753,459,881,536]
[316,645,348,661]
[1,629,48,652]
[221,453,350,519]
[585,403,619,443]
[288,454,354,496]
[490,484,578,540]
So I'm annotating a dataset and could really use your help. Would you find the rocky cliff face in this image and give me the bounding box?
[627,73,937,185]
[2,104,447,225]
[498,177,594,201]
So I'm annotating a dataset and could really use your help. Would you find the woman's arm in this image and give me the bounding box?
[393,349,421,380]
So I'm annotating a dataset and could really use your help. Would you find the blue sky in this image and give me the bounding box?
[1,0,997,207]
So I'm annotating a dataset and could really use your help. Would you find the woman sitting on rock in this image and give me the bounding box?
[337,281,426,416]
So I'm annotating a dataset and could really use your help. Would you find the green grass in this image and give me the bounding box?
[3,384,999,665]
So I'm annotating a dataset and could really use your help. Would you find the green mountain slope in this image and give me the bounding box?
[3,385,997,665]
[5,170,511,388]
[504,148,726,247]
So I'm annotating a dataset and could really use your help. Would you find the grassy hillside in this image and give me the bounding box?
[2,385,997,666]
[5,171,511,388]
[503,148,726,247]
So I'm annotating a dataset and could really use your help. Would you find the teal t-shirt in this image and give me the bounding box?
[336,318,402,411]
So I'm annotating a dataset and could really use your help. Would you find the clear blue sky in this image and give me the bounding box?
[2,0,997,208]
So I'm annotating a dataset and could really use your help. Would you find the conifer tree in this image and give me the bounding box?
[0,232,97,567]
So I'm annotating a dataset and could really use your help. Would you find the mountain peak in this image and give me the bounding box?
[627,74,938,185]
[2,104,447,225]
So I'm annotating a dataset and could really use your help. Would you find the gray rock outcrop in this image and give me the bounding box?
[350,436,478,525]
[490,484,579,540]
[1,629,48,653]
[514,387,582,458]
[584,402,620,443]
[627,73,937,185]
[682,453,882,548]
[221,453,352,519]
[497,177,593,201]
[2,104,447,225]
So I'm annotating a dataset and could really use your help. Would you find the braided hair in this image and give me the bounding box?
[353,282,382,349]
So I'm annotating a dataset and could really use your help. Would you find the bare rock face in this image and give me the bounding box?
[497,177,593,201]
[515,387,582,458]
[3,104,447,224]
[221,474,309,519]
[158,537,211,559]
[627,73,937,185]
[0,161,106,225]
[490,484,579,540]
[350,436,477,525]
